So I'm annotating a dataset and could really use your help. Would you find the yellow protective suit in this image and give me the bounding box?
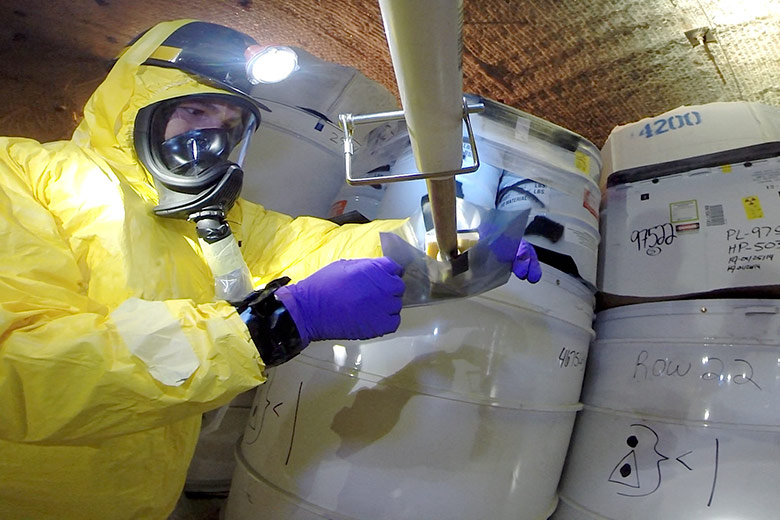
[0,20,403,519]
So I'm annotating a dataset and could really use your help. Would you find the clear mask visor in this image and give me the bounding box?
[155,96,258,179]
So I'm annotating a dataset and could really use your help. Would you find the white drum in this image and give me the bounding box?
[599,101,780,193]
[464,94,602,289]
[599,155,780,305]
[224,264,595,520]
[497,171,601,289]
[556,299,780,520]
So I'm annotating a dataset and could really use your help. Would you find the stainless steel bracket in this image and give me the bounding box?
[338,98,485,185]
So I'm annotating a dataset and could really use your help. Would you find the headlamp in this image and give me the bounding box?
[245,45,299,84]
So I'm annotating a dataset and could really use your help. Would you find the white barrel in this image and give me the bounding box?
[598,102,780,307]
[375,136,502,219]
[554,299,780,520]
[497,170,601,289]
[224,264,595,520]
[599,154,780,305]
[599,101,780,193]
[468,94,602,290]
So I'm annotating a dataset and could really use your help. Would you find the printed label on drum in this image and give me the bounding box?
[749,163,780,184]
[496,178,548,210]
[742,196,764,219]
[583,188,599,220]
[705,204,726,226]
[670,200,699,223]
[676,222,700,233]
[567,225,599,252]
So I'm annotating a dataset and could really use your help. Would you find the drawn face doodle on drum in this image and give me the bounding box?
[608,423,669,497]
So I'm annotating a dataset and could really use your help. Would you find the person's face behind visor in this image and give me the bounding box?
[134,91,263,219]
[164,99,245,140]
[153,95,258,180]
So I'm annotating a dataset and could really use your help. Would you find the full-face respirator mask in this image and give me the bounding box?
[130,20,297,224]
[134,93,260,222]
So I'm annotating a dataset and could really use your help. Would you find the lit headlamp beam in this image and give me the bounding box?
[245,45,299,85]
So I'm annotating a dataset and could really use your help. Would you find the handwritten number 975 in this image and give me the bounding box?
[631,223,676,253]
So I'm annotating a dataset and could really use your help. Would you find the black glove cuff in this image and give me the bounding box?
[234,277,306,368]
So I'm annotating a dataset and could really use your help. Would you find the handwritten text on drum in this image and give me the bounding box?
[726,226,780,253]
[558,347,585,369]
[630,223,676,256]
[725,227,780,272]
[633,350,761,390]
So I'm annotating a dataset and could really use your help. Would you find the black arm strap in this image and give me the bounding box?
[234,277,306,368]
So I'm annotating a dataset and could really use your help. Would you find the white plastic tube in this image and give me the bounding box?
[378,0,464,173]
[378,0,464,258]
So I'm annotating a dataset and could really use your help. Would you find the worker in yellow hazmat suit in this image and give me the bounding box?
[0,19,541,519]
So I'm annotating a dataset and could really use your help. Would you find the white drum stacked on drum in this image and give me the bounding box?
[553,299,780,519]
[223,264,595,520]
[597,101,780,307]
[471,95,602,290]
[554,101,780,520]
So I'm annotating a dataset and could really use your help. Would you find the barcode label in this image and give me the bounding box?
[705,204,725,226]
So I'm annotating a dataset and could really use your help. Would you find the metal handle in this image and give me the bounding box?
[338,98,485,186]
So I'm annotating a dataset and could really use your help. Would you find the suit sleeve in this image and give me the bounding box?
[0,139,265,444]
[237,199,411,283]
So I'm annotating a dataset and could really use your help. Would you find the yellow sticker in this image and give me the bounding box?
[574,151,590,175]
[149,45,183,63]
[743,196,764,219]
[721,164,732,173]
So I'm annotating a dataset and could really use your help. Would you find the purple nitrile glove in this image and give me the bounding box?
[487,232,543,284]
[513,239,542,283]
[275,257,405,345]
